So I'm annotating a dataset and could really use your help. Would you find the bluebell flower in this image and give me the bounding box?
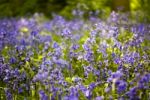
[115,80,127,93]
[128,57,134,65]
[108,70,112,76]
[40,35,51,43]
[69,95,78,100]
[83,43,90,51]
[5,89,12,100]
[117,65,123,70]
[54,48,62,58]
[84,90,92,100]
[114,58,122,65]
[139,74,150,83]
[53,42,59,49]
[105,86,111,93]
[90,30,97,37]
[109,11,119,22]
[39,90,48,100]
[31,31,38,36]
[126,87,138,99]
[20,38,27,46]
[112,53,115,58]
[69,87,79,100]
[138,24,145,34]
[94,70,100,76]
[9,57,16,64]
[84,51,94,62]
[72,77,82,83]
[71,44,79,50]
[95,96,104,100]
[34,71,48,81]
[112,70,123,79]
[84,65,94,74]
[107,77,113,83]
[138,73,150,89]
[63,96,69,100]
[18,87,23,94]
[62,28,72,38]
[89,82,96,90]
[13,68,20,77]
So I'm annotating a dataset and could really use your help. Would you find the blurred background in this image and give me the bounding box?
[0,0,149,21]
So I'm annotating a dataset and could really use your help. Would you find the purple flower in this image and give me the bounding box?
[63,96,69,100]
[31,31,38,36]
[39,90,48,100]
[126,87,138,99]
[112,70,123,79]
[83,43,90,51]
[5,89,12,100]
[138,73,150,89]
[108,70,112,76]
[34,71,48,81]
[62,28,72,38]
[18,87,23,94]
[105,86,111,93]
[94,70,100,76]
[84,51,94,62]
[139,74,150,83]
[85,90,91,98]
[90,30,97,37]
[107,77,113,83]
[53,42,59,48]
[88,82,96,90]
[69,95,78,100]
[112,53,115,58]
[71,44,79,50]
[95,96,104,100]
[114,58,122,65]
[9,57,16,64]
[73,77,82,83]
[115,80,127,93]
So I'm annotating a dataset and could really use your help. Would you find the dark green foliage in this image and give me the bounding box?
[0,0,67,18]
[0,0,150,21]
[139,0,150,22]
[0,0,111,18]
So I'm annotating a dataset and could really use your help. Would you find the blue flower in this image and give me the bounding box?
[140,74,150,83]
[95,96,104,100]
[126,87,138,99]
[138,73,150,89]
[5,89,12,100]
[71,44,79,50]
[39,90,48,100]
[31,31,38,36]
[115,80,127,93]
[18,87,23,94]
[89,82,96,90]
[84,51,94,62]
[112,70,123,79]
[83,43,90,51]
[53,42,59,48]
[69,95,78,100]
[105,86,111,93]
[90,30,97,37]
[63,96,69,100]
[9,57,17,64]
[62,28,72,38]
[111,53,115,58]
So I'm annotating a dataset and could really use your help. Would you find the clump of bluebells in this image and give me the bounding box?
[0,12,150,100]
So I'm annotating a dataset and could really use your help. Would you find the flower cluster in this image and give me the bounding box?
[0,12,150,100]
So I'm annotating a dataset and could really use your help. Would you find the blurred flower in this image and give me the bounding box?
[95,96,104,100]
[115,80,127,93]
